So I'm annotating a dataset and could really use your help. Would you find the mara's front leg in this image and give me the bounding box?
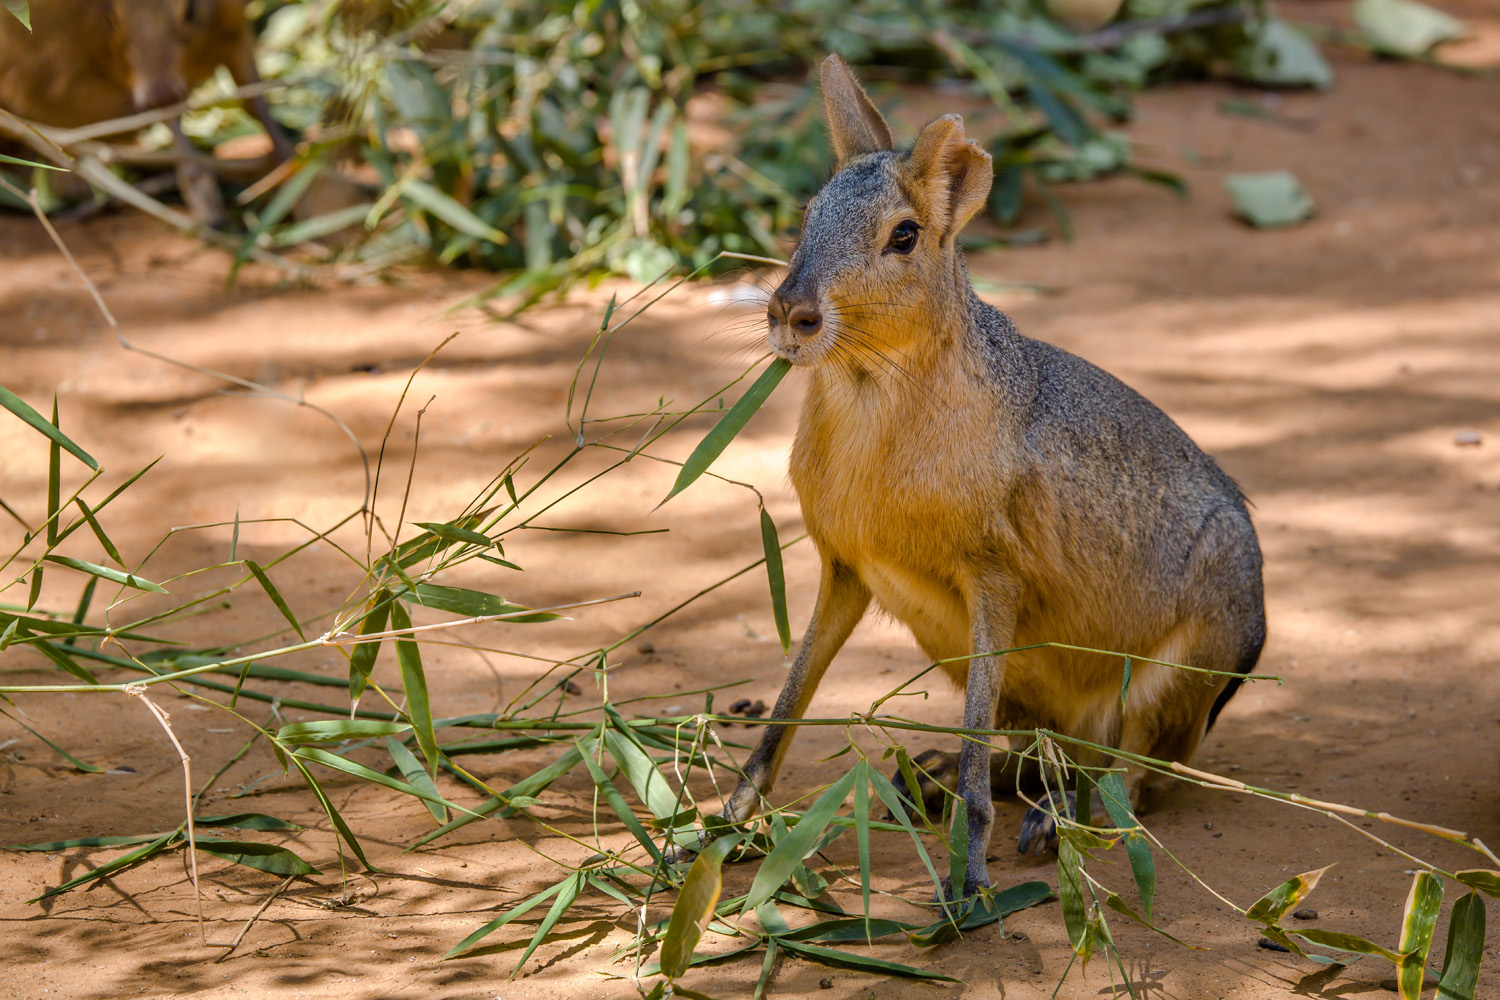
[721,561,871,823]
[946,575,1018,903]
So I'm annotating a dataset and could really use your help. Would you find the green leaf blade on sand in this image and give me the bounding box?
[1224,171,1316,229]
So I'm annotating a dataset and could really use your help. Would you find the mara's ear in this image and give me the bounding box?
[905,113,993,241]
[821,54,893,168]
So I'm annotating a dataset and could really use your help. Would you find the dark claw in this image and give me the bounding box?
[1017,790,1076,855]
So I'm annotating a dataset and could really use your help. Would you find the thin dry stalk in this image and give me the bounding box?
[211,874,296,961]
[125,685,204,944]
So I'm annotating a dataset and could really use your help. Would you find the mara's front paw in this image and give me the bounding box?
[1017,790,1076,855]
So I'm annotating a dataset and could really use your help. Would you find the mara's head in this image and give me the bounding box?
[767,55,993,372]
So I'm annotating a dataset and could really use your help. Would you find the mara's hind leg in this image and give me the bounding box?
[1115,612,1264,814]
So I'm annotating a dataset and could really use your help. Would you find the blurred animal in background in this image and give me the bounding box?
[0,0,293,226]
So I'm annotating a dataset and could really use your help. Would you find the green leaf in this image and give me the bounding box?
[782,917,917,943]
[1097,772,1154,921]
[0,705,102,772]
[291,747,468,816]
[411,521,492,548]
[286,755,375,870]
[662,359,791,504]
[2,1,30,30]
[660,834,742,980]
[0,386,96,469]
[1058,829,1087,950]
[386,736,447,825]
[1224,171,1316,229]
[753,937,778,1000]
[388,602,439,778]
[196,813,299,831]
[7,833,164,851]
[1436,891,1485,1000]
[242,560,304,640]
[775,938,958,981]
[402,583,558,622]
[1235,20,1334,89]
[759,508,791,655]
[73,498,123,566]
[445,876,571,959]
[348,590,389,700]
[852,759,871,924]
[43,555,167,594]
[867,767,943,890]
[578,738,666,865]
[1397,871,1444,999]
[28,831,178,903]
[402,178,509,245]
[908,880,1055,947]
[601,726,678,821]
[1354,0,1465,57]
[1454,870,1500,899]
[31,637,99,684]
[1293,928,1402,962]
[410,742,584,848]
[1245,864,1335,924]
[276,720,413,745]
[1104,893,1201,949]
[195,839,317,876]
[742,767,856,914]
[508,871,584,977]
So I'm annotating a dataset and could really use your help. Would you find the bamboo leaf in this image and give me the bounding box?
[775,938,959,981]
[196,839,317,876]
[348,590,389,700]
[867,767,943,890]
[508,871,585,977]
[27,831,179,903]
[43,555,167,594]
[578,737,665,865]
[276,720,413,744]
[402,583,558,622]
[1058,830,1087,951]
[1436,891,1485,1000]
[1103,893,1202,949]
[291,746,469,816]
[402,178,509,245]
[660,834,742,980]
[742,767,856,914]
[0,386,96,469]
[73,498,123,566]
[1097,771,1155,920]
[908,880,1054,947]
[1454,870,1500,899]
[1245,864,1335,924]
[601,726,678,821]
[1397,871,1444,999]
[244,560,304,640]
[444,876,571,959]
[0,705,102,771]
[196,813,300,831]
[662,359,791,504]
[410,742,585,848]
[2,2,30,30]
[1293,928,1402,962]
[411,521,493,548]
[389,602,439,777]
[759,508,790,654]
[386,736,447,825]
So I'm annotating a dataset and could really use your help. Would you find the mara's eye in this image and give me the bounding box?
[885,219,919,255]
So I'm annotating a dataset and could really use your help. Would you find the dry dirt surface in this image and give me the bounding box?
[3,22,1500,1000]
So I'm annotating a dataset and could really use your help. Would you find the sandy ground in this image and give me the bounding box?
[3,16,1500,1000]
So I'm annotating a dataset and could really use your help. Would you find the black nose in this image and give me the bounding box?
[768,298,822,338]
